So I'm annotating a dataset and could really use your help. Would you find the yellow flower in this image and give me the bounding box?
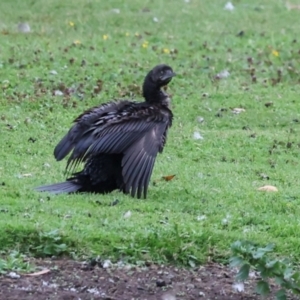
[73,40,81,45]
[68,21,74,27]
[125,32,130,36]
[272,50,279,57]
[163,48,170,54]
[103,34,108,40]
[142,41,149,48]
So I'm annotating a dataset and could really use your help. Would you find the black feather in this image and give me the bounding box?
[35,64,175,199]
[35,181,81,194]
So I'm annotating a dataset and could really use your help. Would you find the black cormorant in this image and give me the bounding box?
[35,64,176,198]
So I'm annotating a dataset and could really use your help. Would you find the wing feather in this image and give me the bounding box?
[65,121,153,173]
[122,124,167,198]
[141,157,156,198]
[136,163,147,198]
[54,100,131,161]
[136,154,154,198]
[126,151,147,188]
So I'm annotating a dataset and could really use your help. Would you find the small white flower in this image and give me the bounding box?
[222,214,231,225]
[217,70,230,79]
[193,132,204,140]
[111,8,120,14]
[197,215,207,221]
[54,90,63,96]
[49,70,58,75]
[196,116,204,123]
[224,2,235,11]
[123,210,132,218]
[153,17,159,22]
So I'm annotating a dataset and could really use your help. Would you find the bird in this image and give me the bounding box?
[35,64,176,199]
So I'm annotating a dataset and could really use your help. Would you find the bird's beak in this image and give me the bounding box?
[161,70,176,81]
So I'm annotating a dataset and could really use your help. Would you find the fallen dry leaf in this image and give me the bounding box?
[265,102,273,107]
[257,185,278,192]
[26,269,50,276]
[232,282,244,292]
[18,22,31,33]
[286,1,300,10]
[232,108,246,114]
[111,8,120,14]
[7,272,20,279]
[21,173,32,177]
[162,175,176,181]
[215,70,230,79]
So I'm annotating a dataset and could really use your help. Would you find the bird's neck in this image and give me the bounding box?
[142,81,166,104]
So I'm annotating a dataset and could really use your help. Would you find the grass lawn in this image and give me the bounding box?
[1,0,300,267]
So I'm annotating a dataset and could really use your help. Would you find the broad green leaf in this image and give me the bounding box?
[291,272,300,281]
[252,249,267,259]
[256,280,270,296]
[283,267,294,280]
[275,289,287,300]
[229,256,245,268]
[264,244,275,252]
[231,241,242,251]
[266,260,280,270]
[188,259,195,268]
[236,263,250,281]
[275,276,284,286]
[260,267,273,279]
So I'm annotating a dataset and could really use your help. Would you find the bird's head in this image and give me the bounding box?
[142,64,176,103]
[148,64,176,88]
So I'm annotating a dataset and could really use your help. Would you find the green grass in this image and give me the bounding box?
[1,0,300,266]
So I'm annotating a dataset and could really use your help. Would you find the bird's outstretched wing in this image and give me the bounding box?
[54,100,131,161]
[54,100,172,198]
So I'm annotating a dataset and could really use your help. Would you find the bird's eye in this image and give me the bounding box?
[160,70,164,75]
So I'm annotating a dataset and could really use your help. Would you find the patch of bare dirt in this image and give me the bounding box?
[0,259,298,300]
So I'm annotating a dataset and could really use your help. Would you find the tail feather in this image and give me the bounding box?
[35,181,81,194]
